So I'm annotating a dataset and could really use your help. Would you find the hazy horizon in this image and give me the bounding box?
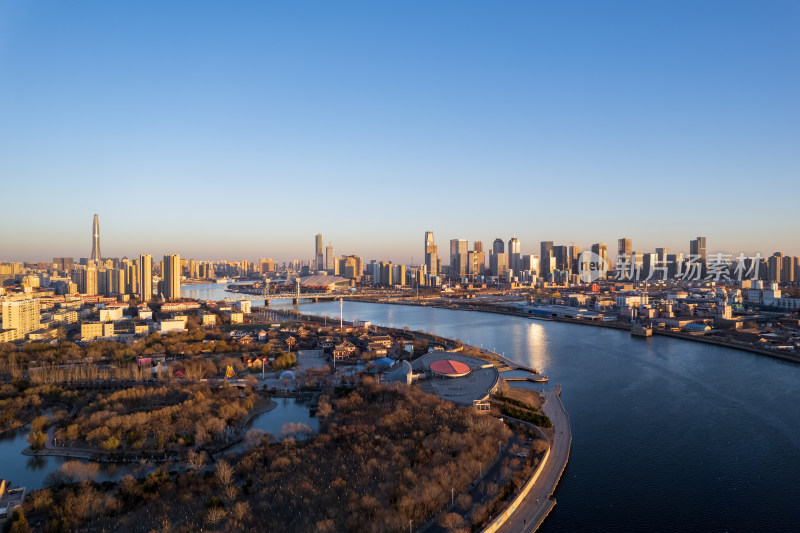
[1,214,796,265]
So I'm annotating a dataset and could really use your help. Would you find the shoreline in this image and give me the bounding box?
[481,386,571,533]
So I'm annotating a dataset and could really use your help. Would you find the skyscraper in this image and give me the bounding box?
[325,245,334,272]
[618,238,632,260]
[315,234,324,271]
[425,231,438,276]
[139,254,153,301]
[508,237,521,273]
[591,243,608,264]
[553,245,569,272]
[490,238,507,277]
[90,214,101,262]
[588,243,608,280]
[163,254,181,301]
[569,245,582,273]
[492,237,504,255]
[472,241,485,275]
[540,241,554,277]
[689,237,707,263]
[450,239,468,276]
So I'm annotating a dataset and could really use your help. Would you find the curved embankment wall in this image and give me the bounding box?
[480,445,551,533]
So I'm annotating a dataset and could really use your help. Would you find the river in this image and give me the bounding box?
[264,299,800,532]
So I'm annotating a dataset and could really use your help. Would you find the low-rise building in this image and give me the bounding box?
[158,319,186,334]
[99,306,124,322]
[0,329,20,342]
[161,301,202,313]
[333,341,357,360]
[81,321,115,340]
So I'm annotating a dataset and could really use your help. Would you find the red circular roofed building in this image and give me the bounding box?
[429,359,472,378]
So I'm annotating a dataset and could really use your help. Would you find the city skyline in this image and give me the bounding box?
[1,1,798,261]
[2,217,799,265]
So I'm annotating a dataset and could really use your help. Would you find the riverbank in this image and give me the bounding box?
[487,386,571,533]
[352,297,800,366]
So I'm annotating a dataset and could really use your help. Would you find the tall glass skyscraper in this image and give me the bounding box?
[90,214,101,262]
[315,233,324,271]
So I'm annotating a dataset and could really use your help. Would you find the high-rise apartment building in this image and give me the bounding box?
[378,261,393,286]
[98,268,113,295]
[782,256,797,283]
[53,257,75,272]
[163,254,181,301]
[393,264,406,286]
[768,253,783,282]
[139,254,153,301]
[78,265,98,295]
[90,214,101,263]
[122,258,136,295]
[114,267,126,295]
[1,299,41,337]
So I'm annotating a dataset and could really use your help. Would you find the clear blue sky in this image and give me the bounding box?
[1,1,798,263]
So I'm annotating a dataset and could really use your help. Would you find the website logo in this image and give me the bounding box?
[578,251,609,283]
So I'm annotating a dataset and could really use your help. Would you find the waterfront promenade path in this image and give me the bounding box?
[494,386,571,533]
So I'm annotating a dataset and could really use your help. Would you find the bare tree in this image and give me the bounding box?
[245,429,266,448]
[280,422,313,440]
[223,482,239,503]
[204,507,226,526]
[215,459,234,487]
[186,449,206,471]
